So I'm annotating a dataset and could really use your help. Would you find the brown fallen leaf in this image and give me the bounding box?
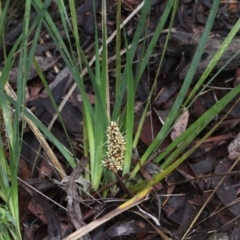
[171,108,189,141]
[228,132,240,159]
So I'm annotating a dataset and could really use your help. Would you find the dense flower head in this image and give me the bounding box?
[102,121,126,171]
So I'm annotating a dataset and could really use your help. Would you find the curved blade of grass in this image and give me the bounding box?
[112,0,152,120]
[115,0,122,102]
[184,17,240,107]
[0,95,21,240]
[0,0,40,236]
[1,0,54,86]
[158,84,240,169]
[32,0,96,174]
[128,89,240,195]
[0,0,10,39]
[68,0,82,72]
[192,48,240,108]
[133,0,178,149]
[33,58,77,167]
[32,0,76,69]
[1,0,53,87]
[134,0,175,86]
[150,92,240,185]
[0,109,21,240]
[6,1,33,237]
[0,37,22,88]
[90,0,110,189]
[130,0,220,179]
[112,0,174,119]
[4,90,76,170]
[123,31,135,174]
[57,0,73,48]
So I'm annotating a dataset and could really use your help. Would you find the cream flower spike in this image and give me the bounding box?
[102,121,126,172]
